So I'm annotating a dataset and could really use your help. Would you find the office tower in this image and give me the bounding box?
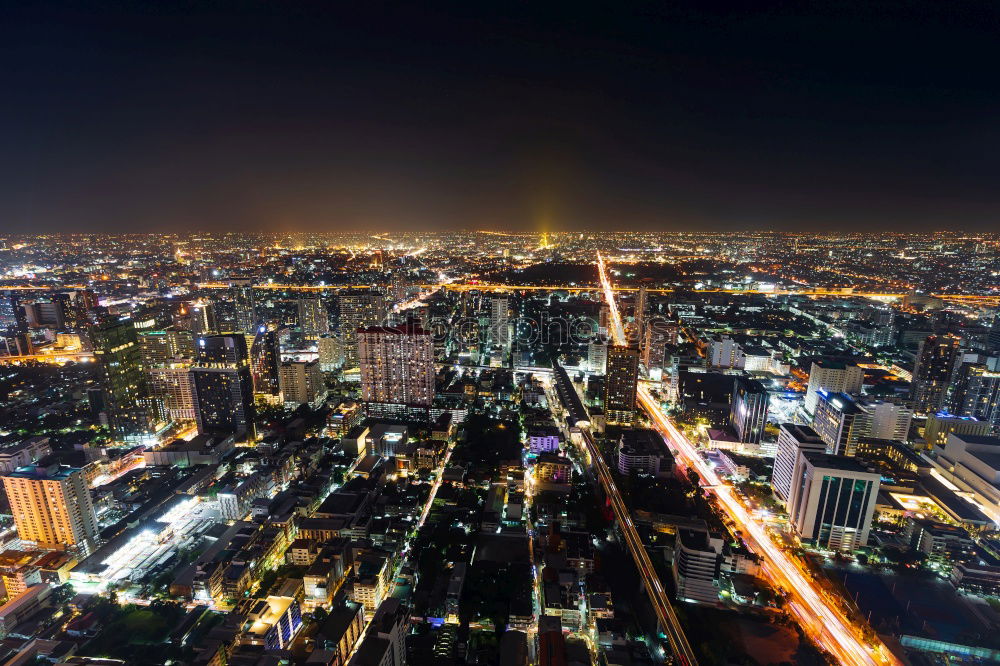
[812,391,912,456]
[729,376,768,443]
[911,334,962,414]
[191,334,256,441]
[139,330,173,367]
[634,286,648,334]
[0,292,26,330]
[338,290,387,369]
[279,360,326,408]
[188,301,218,336]
[228,280,256,333]
[950,363,1000,434]
[490,297,511,352]
[147,366,197,421]
[804,361,865,414]
[91,319,158,442]
[22,300,67,329]
[297,297,329,340]
[923,413,991,449]
[641,320,678,372]
[2,463,99,556]
[250,326,281,398]
[604,345,640,426]
[68,289,99,328]
[771,424,826,504]
[588,338,607,374]
[358,325,434,418]
[788,452,880,551]
[989,312,1000,355]
[868,401,913,440]
[598,304,610,337]
[139,328,194,367]
[318,334,343,372]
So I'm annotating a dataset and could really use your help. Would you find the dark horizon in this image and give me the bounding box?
[4,1,1000,234]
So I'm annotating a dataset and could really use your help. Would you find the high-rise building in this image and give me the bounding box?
[358,325,434,418]
[587,338,607,374]
[788,452,880,551]
[812,393,867,454]
[771,424,826,504]
[0,292,26,331]
[147,365,197,421]
[804,361,865,414]
[709,336,741,369]
[191,334,256,441]
[229,280,257,333]
[338,290,387,369]
[250,327,282,398]
[297,297,329,341]
[730,377,768,444]
[91,319,158,442]
[988,312,1000,355]
[604,345,639,426]
[489,297,511,352]
[812,391,912,456]
[672,528,723,604]
[2,463,99,556]
[911,334,962,415]
[318,334,343,372]
[138,328,195,367]
[22,300,67,329]
[951,363,1000,435]
[189,302,218,336]
[634,286,648,336]
[280,360,326,408]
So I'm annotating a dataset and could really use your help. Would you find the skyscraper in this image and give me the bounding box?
[771,423,826,505]
[147,365,197,421]
[191,334,256,441]
[804,361,865,414]
[729,376,768,444]
[911,334,961,415]
[2,462,99,556]
[250,326,282,399]
[951,363,1000,435]
[489,297,511,353]
[229,279,257,333]
[358,325,434,419]
[812,391,912,456]
[988,312,1000,355]
[338,290,387,369]
[588,337,607,374]
[189,301,218,336]
[91,319,158,442]
[604,345,640,426]
[318,334,343,372]
[297,297,329,341]
[788,452,880,551]
[279,360,326,408]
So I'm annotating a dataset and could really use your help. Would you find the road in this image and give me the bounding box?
[597,249,901,666]
[574,423,698,665]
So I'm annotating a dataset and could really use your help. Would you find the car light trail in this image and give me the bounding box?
[599,251,901,666]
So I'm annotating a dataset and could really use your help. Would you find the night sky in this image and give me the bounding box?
[3,2,1000,233]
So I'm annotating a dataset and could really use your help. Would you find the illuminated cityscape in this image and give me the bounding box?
[4,2,1000,665]
[0,231,997,665]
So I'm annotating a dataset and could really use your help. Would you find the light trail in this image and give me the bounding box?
[597,251,900,666]
[597,252,628,344]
